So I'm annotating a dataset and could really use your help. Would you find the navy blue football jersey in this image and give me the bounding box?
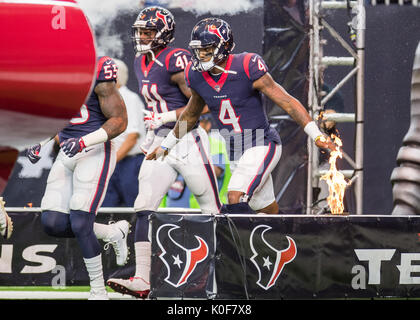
[59,56,117,142]
[134,47,191,136]
[185,52,281,161]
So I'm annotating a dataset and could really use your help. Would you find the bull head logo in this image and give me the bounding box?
[208,24,229,41]
[249,225,297,290]
[156,11,173,30]
[156,224,209,288]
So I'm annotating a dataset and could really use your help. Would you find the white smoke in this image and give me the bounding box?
[75,0,263,57]
[76,0,140,57]
[165,0,263,16]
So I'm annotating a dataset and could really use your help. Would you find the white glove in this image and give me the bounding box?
[143,109,177,130]
[140,130,155,154]
[143,110,163,130]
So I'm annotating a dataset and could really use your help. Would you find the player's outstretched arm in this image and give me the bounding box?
[253,72,336,151]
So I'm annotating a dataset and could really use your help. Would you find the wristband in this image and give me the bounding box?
[81,127,108,147]
[160,110,177,124]
[161,130,179,150]
[304,121,323,141]
[314,135,326,143]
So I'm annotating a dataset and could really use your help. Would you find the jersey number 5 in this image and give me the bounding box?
[103,64,117,80]
[219,99,242,133]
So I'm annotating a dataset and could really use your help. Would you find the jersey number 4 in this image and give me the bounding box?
[219,99,242,133]
[141,84,168,114]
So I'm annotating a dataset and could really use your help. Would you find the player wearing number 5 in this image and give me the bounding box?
[147,18,337,215]
[26,56,129,300]
[106,7,221,299]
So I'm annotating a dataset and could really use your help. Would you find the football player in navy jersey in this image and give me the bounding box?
[147,18,337,216]
[26,56,129,300]
[106,6,220,299]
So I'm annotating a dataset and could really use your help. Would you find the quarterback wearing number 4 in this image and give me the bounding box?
[26,56,130,300]
[148,18,337,215]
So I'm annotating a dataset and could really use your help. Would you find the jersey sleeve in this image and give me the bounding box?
[96,56,118,82]
[243,53,268,82]
[166,49,192,74]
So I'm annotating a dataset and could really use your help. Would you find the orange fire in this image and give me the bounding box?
[320,135,349,214]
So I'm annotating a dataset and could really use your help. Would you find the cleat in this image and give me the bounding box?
[0,197,13,240]
[103,220,130,266]
[88,288,109,300]
[107,277,150,299]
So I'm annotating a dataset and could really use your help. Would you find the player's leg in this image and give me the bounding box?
[107,156,177,299]
[70,141,121,299]
[248,175,279,214]
[73,143,131,267]
[225,142,282,214]
[178,127,222,214]
[120,153,144,206]
[40,153,74,237]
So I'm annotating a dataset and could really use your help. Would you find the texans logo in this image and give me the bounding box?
[156,224,209,288]
[249,225,297,290]
[208,24,228,41]
[156,11,173,30]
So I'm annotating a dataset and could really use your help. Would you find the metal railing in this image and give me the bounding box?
[307,0,365,214]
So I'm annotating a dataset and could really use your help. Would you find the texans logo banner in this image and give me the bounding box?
[149,213,215,299]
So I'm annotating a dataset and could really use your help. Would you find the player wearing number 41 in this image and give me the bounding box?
[147,18,337,215]
[26,56,130,300]
[106,6,221,299]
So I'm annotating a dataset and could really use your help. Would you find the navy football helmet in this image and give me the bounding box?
[132,6,175,56]
[189,18,235,72]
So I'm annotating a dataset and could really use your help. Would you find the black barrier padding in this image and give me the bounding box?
[0,211,138,286]
[3,212,420,299]
[215,216,354,299]
[149,214,216,299]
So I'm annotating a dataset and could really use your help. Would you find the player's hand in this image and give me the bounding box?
[315,135,338,152]
[144,110,164,130]
[146,146,168,161]
[26,143,42,164]
[140,130,155,154]
[60,137,86,158]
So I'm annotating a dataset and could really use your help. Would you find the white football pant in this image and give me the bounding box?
[41,141,116,214]
[134,126,221,214]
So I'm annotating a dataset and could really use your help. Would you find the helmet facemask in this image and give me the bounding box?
[132,25,163,57]
[190,41,235,73]
[189,41,219,72]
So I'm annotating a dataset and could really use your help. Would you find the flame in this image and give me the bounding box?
[320,134,349,214]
